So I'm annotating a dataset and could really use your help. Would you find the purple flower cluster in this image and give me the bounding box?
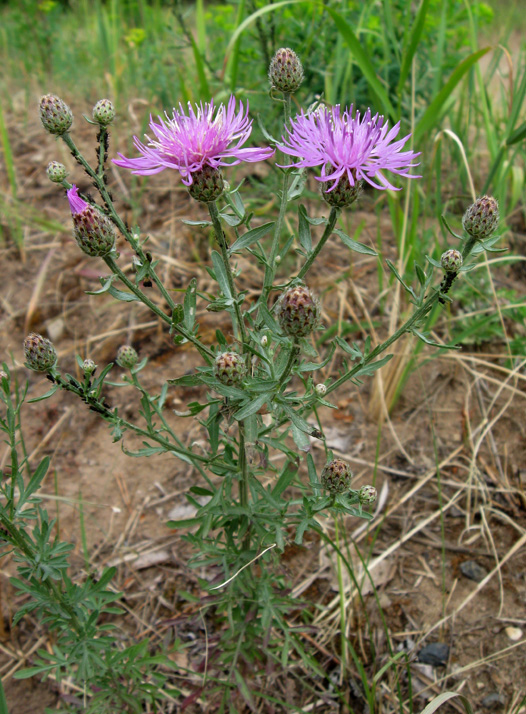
[113,96,274,185]
[278,104,420,192]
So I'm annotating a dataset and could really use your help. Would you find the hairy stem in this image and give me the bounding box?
[62,132,193,345]
[103,255,214,360]
[208,201,248,347]
[261,93,292,301]
[52,372,209,464]
[296,206,340,280]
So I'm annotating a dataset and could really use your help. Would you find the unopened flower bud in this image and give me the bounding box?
[93,99,115,125]
[0,370,8,382]
[46,161,68,183]
[462,196,499,239]
[24,333,57,372]
[214,351,246,387]
[321,459,353,494]
[315,383,327,396]
[116,345,138,369]
[277,284,321,338]
[67,185,115,257]
[261,335,268,347]
[322,171,363,209]
[39,94,73,135]
[359,485,377,504]
[187,166,224,203]
[269,48,304,94]
[82,359,97,375]
[274,255,281,264]
[441,249,463,273]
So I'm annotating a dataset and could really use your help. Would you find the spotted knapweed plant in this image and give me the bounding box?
[12,47,502,709]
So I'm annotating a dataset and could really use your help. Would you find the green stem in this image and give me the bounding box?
[0,513,83,632]
[208,201,248,347]
[238,424,251,551]
[96,125,107,177]
[334,516,347,677]
[278,340,299,389]
[130,372,213,487]
[296,207,340,281]
[325,291,440,397]
[62,132,193,347]
[103,255,214,360]
[262,93,292,300]
[53,373,209,464]
[462,235,479,260]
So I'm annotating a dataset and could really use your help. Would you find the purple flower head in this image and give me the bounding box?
[277,104,420,192]
[66,185,115,257]
[113,96,275,185]
[67,185,88,214]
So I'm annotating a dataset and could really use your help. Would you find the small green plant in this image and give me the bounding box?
[0,368,179,713]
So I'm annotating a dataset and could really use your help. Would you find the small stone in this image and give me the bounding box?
[504,626,523,641]
[45,316,65,343]
[460,560,488,582]
[482,693,506,710]
[417,642,449,667]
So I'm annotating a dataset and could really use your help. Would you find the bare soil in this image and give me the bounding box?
[0,104,525,713]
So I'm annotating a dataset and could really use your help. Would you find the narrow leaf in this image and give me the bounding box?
[334,228,377,256]
[327,8,397,120]
[229,222,274,253]
[414,47,490,144]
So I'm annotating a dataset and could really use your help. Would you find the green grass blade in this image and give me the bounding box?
[0,102,16,198]
[397,0,430,95]
[195,0,206,54]
[0,677,8,714]
[228,0,246,92]
[222,0,302,74]
[420,692,474,714]
[414,47,490,144]
[190,35,210,101]
[327,7,397,121]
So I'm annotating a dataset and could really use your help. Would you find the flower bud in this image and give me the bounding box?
[39,94,73,136]
[315,383,327,396]
[67,185,115,257]
[0,370,8,382]
[462,196,499,239]
[46,161,68,183]
[359,485,377,504]
[274,255,281,264]
[441,249,463,273]
[261,335,268,347]
[93,99,115,125]
[24,333,57,372]
[116,345,138,369]
[321,459,353,494]
[276,284,321,338]
[82,358,97,375]
[269,48,304,94]
[322,172,363,209]
[187,166,224,203]
[214,351,247,387]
